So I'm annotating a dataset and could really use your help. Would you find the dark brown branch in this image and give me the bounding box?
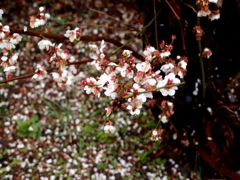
[193,139,240,179]
[9,28,144,61]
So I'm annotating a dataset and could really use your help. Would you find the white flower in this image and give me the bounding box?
[0,39,15,50]
[52,72,59,80]
[178,60,187,69]
[160,73,180,96]
[38,39,53,51]
[97,73,111,87]
[160,50,171,58]
[160,63,174,74]
[122,50,132,57]
[83,77,101,97]
[136,61,151,73]
[9,53,19,65]
[103,82,118,99]
[64,29,77,42]
[126,98,143,115]
[4,66,17,73]
[32,64,47,80]
[3,25,10,32]
[131,83,153,102]
[117,64,134,79]
[143,46,156,61]
[159,115,168,123]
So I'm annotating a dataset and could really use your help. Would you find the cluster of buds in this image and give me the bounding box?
[196,0,221,21]
[29,7,50,28]
[193,25,204,40]
[158,100,174,123]
[82,40,187,118]
[0,12,22,79]
[150,129,164,141]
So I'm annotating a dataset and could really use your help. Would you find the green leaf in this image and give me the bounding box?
[17,131,28,138]
[17,121,30,133]
[30,114,39,123]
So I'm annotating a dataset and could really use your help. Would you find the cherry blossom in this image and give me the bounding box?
[126,98,143,115]
[64,27,82,42]
[4,66,17,73]
[143,46,157,61]
[82,77,100,97]
[8,53,19,65]
[160,73,180,96]
[32,64,47,81]
[38,39,54,51]
[122,50,132,58]
[136,61,151,73]
[160,63,175,74]
[131,83,152,103]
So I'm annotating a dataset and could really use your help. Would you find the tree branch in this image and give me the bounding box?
[0,60,91,85]
[9,28,144,61]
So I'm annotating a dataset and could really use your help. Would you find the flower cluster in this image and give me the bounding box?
[150,129,164,141]
[82,40,187,117]
[196,0,221,21]
[158,100,174,123]
[193,25,204,40]
[29,7,50,28]
[32,39,76,85]
[0,14,22,79]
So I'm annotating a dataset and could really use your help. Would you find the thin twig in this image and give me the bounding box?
[196,17,206,99]
[183,3,197,14]
[111,8,162,56]
[165,0,187,54]
[86,5,139,32]
[153,0,159,50]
